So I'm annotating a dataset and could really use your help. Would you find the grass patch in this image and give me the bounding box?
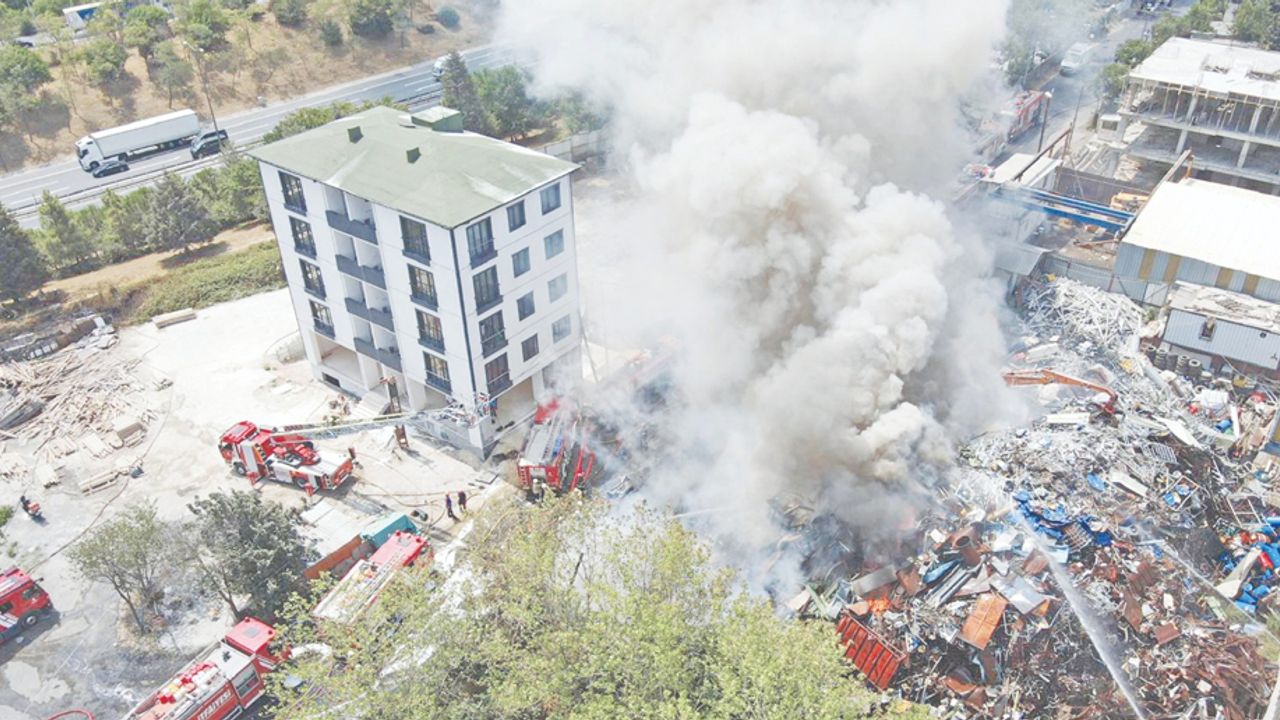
[126,243,286,324]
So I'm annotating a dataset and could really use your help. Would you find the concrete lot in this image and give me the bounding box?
[0,288,505,720]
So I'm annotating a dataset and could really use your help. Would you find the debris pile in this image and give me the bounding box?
[789,278,1280,718]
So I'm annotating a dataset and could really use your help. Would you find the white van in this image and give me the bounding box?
[1060,43,1094,76]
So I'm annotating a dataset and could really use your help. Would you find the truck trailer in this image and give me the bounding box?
[75,110,201,171]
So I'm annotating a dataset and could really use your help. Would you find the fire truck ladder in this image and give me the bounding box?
[313,559,401,623]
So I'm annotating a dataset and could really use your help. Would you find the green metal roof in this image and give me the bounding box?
[250,106,577,229]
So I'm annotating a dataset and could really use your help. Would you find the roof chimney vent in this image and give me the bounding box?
[348,126,363,143]
[406,147,421,163]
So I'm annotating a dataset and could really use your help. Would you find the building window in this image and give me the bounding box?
[548,273,568,303]
[424,353,451,392]
[522,334,539,361]
[544,229,564,260]
[540,183,561,214]
[280,172,306,212]
[512,247,531,277]
[1200,318,1216,341]
[466,217,495,265]
[300,259,325,297]
[517,291,535,320]
[506,201,526,231]
[290,217,316,258]
[409,266,437,307]
[416,310,444,351]
[479,311,506,356]
[552,315,571,342]
[485,353,511,393]
[473,266,501,313]
[310,300,333,336]
[401,216,430,263]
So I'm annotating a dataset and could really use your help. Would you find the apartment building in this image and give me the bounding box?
[1120,38,1280,193]
[251,106,581,455]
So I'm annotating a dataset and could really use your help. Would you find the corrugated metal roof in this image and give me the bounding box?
[251,106,578,229]
[1168,282,1280,334]
[1121,179,1280,283]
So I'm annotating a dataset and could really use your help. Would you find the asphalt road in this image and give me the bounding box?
[0,43,511,226]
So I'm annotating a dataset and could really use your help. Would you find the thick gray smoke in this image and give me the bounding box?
[497,0,1023,576]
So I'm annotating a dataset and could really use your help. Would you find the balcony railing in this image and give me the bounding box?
[295,243,317,259]
[378,346,402,371]
[344,297,370,321]
[470,246,497,268]
[304,285,326,301]
[487,374,512,396]
[426,373,452,394]
[354,336,377,360]
[475,294,502,316]
[418,335,445,353]
[367,306,394,331]
[411,293,438,311]
[314,321,335,339]
[326,211,377,244]
[481,333,507,358]
[336,255,387,289]
[284,200,307,215]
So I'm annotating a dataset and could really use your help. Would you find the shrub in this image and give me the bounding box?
[416,23,435,34]
[437,6,459,28]
[129,242,285,322]
[348,0,392,38]
[319,18,343,46]
[270,0,307,27]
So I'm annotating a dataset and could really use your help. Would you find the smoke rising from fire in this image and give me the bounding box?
[496,0,1022,569]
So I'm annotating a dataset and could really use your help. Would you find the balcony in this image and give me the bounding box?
[426,373,452,394]
[314,321,335,339]
[418,335,445,353]
[326,210,377,244]
[336,255,387,289]
[487,374,512,396]
[344,297,370,321]
[475,293,503,316]
[354,336,377,360]
[352,338,401,371]
[367,305,394,331]
[481,333,507,358]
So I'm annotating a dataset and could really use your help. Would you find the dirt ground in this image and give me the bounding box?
[0,1,492,170]
[45,223,273,305]
[0,287,509,720]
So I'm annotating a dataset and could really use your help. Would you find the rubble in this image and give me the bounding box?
[793,278,1280,719]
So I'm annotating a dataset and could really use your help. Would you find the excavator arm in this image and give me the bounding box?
[1002,368,1119,414]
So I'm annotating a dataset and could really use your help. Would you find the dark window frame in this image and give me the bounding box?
[548,273,568,303]
[512,247,531,277]
[409,266,438,307]
[506,201,526,231]
[521,334,539,361]
[280,171,306,212]
[540,183,561,214]
[401,216,430,264]
[543,229,564,259]
[290,217,316,257]
[473,266,501,313]
[466,217,495,265]
[300,259,325,298]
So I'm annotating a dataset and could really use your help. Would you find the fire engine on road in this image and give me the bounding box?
[218,421,354,495]
[125,617,280,720]
[0,566,51,645]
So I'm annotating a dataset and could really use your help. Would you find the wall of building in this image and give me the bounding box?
[1162,308,1280,370]
[1114,243,1280,303]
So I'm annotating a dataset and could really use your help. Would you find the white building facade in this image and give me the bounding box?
[252,106,581,455]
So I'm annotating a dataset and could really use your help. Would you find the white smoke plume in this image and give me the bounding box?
[496,0,1024,576]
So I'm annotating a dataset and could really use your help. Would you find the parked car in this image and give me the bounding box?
[432,56,450,80]
[90,159,129,178]
[191,129,229,158]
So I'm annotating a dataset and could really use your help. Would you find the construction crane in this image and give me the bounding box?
[1002,368,1120,415]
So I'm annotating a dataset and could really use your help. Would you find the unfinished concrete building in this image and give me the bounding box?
[1121,38,1280,193]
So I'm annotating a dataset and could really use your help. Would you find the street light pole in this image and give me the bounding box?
[183,41,219,132]
[1037,90,1054,153]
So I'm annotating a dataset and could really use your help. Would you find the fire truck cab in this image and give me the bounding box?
[126,617,280,720]
[218,421,354,495]
[0,566,51,645]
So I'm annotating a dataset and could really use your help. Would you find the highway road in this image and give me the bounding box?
[0,43,511,226]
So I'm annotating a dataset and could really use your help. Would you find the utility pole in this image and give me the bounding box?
[1037,91,1054,153]
[183,41,219,132]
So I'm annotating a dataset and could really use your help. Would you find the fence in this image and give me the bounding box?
[1040,253,1165,305]
[537,129,607,164]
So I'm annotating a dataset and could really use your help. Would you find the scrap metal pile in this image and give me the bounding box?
[792,279,1280,719]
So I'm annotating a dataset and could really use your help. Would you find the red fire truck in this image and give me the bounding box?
[313,531,430,625]
[125,617,280,720]
[218,421,354,495]
[516,399,596,496]
[0,566,51,645]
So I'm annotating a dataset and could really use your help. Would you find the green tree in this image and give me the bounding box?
[38,191,95,274]
[1114,39,1153,68]
[436,5,458,28]
[186,491,313,619]
[79,37,128,87]
[143,172,217,253]
[124,4,172,59]
[1234,0,1277,46]
[261,97,402,142]
[67,502,174,634]
[176,0,230,51]
[150,41,193,105]
[318,17,342,46]
[0,44,51,92]
[348,0,392,38]
[270,0,307,26]
[474,65,538,139]
[0,204,49,303]
[270,499,905,720]
[556,91,607,134]
[100,187,151,261]
[441,50,493,135]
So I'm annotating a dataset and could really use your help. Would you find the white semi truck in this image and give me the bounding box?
[75,109,201,171]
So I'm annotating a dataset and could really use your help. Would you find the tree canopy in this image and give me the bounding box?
[67,501,174,634]
[348,0,393,38]
[270,499,916,720]
[475,65,539,139]
[0,44,51,92]
[0,204,49,303]
[441,50,494,136]
[144,172,218,253]
[124,4,173,59]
